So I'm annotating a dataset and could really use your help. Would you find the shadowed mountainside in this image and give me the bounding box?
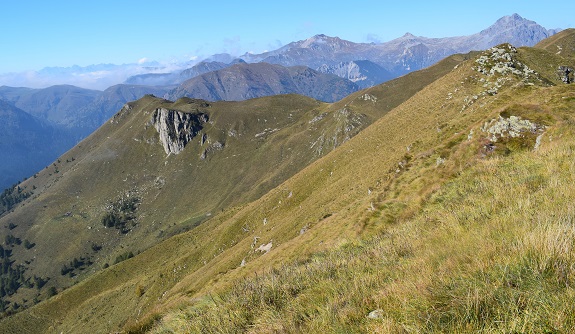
[166,62,359,103]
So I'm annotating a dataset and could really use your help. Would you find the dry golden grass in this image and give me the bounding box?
[150,84,575,333]
[3,40,575,333]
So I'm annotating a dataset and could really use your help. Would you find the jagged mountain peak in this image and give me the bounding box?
[478,13,557,47]
[296,34,356,50]
[497,13,529,24]
[485,13,537,31]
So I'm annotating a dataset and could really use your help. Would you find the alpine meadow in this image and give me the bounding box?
[0,14,574,334]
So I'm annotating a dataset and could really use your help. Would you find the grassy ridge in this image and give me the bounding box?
[0,51,469,332]
[142,41,575,332]
[2,36,573,333]
[149,79,575,333]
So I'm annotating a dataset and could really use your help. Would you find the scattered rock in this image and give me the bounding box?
[251,236,259,248]
[256,241,273,253]
[200,141,225,160]
[360,93,378,102]
[482,115,544,142]
[534,133,544,151]
[255,128,280,138]
[367,309,385,319]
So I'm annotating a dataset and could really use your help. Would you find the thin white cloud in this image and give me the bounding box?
[366,34,381,43]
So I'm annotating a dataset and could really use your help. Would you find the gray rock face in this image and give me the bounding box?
[316,60,393,88]
[151,108,208,155]
[482,115,543,142]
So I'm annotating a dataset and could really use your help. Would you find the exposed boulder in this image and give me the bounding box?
[367,309,385,319]
[151,108,208,155]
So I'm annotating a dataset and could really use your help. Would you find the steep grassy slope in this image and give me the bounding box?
[0,40,568,332]
[62,35,575,333]
[0,94,337,310]
[1,52,472,332]
[151,84,575,332]
[0,48,470,321]
[143,41,575,333]
[138,43,574,332]
[535,28,575,57]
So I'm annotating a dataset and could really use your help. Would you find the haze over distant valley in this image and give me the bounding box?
[0,12,565,190]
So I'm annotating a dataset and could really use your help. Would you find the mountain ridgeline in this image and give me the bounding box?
[0,28,574,333]
[0,14,560,191]
[0,47,475,326]
[240,14,559,82]
[165,62,359,102]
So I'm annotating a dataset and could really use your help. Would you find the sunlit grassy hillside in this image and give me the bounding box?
[1,31,574,333]
[151,83,575,333]
[0,52,469,330]
[144,40,575,332]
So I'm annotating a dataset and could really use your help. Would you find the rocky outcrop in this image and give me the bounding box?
[151,108,208,155]
[558,66,574,83]
[481,114,546,153]
[471,44,543,97]
[482,115,543,142]
[200,141,224,160]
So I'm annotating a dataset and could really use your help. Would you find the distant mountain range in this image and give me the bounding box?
[1,28,574,333]
[0,14,562,190]
[0,14,558,91]
[121,14,560,90]
[238,14,559,83]
[165,62,359,102]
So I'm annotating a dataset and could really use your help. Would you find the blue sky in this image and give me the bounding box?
[0,0,573,74]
